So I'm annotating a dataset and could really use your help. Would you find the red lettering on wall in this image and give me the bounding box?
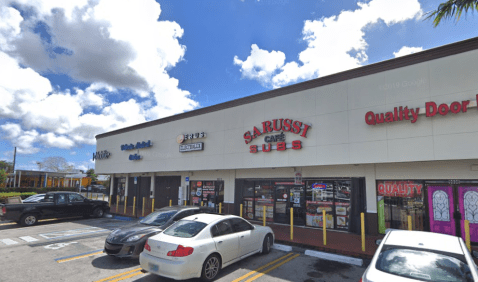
[365,111,376,125]
[250,145,257,153]
[292,140,302,150]
[426,102,437,117]
[450,102,461,114]
[438,104,449,115]
[277,142,286,151]
[253,126,262,139]
[262,121,273,134]
[273,119,283,131]
[292,121,302,134]
[244,131,252,144]
[300,124,311,138]
[262,143,271,152]
[282,119,292,132]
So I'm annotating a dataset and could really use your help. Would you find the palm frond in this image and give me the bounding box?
[424,0,478,27]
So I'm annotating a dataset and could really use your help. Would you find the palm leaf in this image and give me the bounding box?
[424,0,478,27]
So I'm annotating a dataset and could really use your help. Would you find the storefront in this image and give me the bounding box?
[95,37,478,244]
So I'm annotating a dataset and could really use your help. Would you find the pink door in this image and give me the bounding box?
[458,186,478,242]
[428,186,456,236]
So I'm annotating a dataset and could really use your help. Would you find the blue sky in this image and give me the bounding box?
[0,0,477,173]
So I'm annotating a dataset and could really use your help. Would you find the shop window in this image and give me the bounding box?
[305,180,352,230]
[242,181,255,220]
[377,180,425,234]
[190,181,222,209]
[254,181,273,222]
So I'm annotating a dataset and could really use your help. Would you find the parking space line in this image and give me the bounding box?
[19,236,39,242]
[94,268,142,282]
[109,271,143,282]
[231,253,295,282]
[244,253,300,282]
[0,239,19,245]
[55,249,104,263]
[0,222,16,226]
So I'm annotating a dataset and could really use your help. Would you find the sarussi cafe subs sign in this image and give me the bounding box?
[244,119,311,153]
[365,95,478,125]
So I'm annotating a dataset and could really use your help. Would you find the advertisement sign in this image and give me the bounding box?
[179,142,204,152]
[312,183,327,190]
[377,181,423,197]
[377,196,386,234]
[294,171,302,185]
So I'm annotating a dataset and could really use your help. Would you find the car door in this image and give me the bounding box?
[68,193,88,216]
[230,218,258,257]
[211,220,239,264]
[53,194,69,217]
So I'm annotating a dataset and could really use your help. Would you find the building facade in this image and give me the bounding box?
[96,37,478,241]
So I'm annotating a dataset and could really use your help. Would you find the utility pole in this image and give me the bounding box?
[12,147,16,172]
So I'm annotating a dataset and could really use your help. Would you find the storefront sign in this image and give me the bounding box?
[365,96,478,125]
[121,140,152,150]
[92,150,110,161]
[377,181,423,197]
[244,119,312,154]
[179,142,204,152]
[312,183,327,190]
[129,154,141,161]
[177,132,206,144]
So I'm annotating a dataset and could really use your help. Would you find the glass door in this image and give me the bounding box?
[290,185,305,226]
[274,185,289,224]
[427,185,456,236]
[458,186,478,242]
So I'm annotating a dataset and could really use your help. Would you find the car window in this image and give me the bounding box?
[211,220,233,237]
[44,194,54,202]
[56,194,66,204]
[68,194,84,203]
[140,210,177,226]
[163,220,207,238]
[174,210,196,221]
[376,247,473,282]
[230,218,253,232]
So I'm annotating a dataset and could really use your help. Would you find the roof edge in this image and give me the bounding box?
[96,36,478,139]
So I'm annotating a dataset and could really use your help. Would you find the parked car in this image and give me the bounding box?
[361,230,478,282]
[0,192,110,226]
[104,206,214,259]
[139,214,274,281]
[22,194,46,203]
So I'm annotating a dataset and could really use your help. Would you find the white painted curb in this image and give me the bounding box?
[305,250,363,266]
[272,244,293,252]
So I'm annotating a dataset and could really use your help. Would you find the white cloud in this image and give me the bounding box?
[393,46,423,57]
[233,44,285,87]
[234,0,422,89]
[0,0,199,154]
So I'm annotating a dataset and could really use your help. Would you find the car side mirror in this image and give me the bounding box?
[472,250,478,259]
[251,225,256,230]
[375,239,382,246]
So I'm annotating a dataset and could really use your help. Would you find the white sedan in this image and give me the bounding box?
[362,230,478,282]
[139,213,274,281]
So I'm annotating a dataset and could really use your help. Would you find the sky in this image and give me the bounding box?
[0,0,478,173]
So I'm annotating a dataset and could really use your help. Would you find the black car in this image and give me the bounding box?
[104,206,214,258]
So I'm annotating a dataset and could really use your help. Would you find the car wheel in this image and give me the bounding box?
[201,254,221,282]
[261,234,272,254]
[20,214,38,227]
[93,207,104,218]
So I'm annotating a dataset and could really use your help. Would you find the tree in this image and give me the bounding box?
[0,161,13,173]
[426,0,478,27]
[0,169,7,187]
[38,156,75,172]
[86,168,98,182]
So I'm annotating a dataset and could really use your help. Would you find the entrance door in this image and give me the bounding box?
[290,186,305,226]
[274,185,289,224]
[155,176,180,209]
[427,186,456,236]
[458,186,478,242]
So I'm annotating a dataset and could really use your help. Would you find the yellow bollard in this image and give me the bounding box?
[169,199,172,207]
[240,204,243,218]
[116,196,119,213]
[142,197,145,217]
[102,194,105,201]
[219,202,222,214]
[184,200,186,206]
[290,208,294,240]
[124,197,128,214]
[108,197,111,208]
[133,196,136,217]
[465,220,471,252]
[263,206,266,226]
[152,198,155,213]
[361,212,365,252]
[201,201,204,206]
[96,194,98,200]
[323,209,326,246]
[408,215,412,231]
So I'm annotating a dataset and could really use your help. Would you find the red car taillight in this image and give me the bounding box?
[359,278,362,282]
[144,239,151,252]
[167,245,194,257]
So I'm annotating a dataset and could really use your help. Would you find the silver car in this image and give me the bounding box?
[362,230,478,282]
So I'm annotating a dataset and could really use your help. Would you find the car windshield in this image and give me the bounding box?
[163,220,207,238]
[376,247,473,282]
[140,210,177,226]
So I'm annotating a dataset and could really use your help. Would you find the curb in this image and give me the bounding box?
[304,249,363,266]
[272,243,293,252]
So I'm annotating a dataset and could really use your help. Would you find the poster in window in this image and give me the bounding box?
[306,201,334,228]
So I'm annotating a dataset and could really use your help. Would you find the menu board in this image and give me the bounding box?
[255,198,274,222]
[335,202,350,230]
[306,201,334,228]
[243,198,254,220]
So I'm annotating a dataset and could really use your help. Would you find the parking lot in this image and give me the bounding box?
[0,216,368,282]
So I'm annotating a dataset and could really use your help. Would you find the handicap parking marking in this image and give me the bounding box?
[0,238,19,245]
[19,236,39,242]
[39,227,110,240]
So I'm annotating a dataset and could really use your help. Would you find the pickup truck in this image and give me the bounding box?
[0,192,110,226]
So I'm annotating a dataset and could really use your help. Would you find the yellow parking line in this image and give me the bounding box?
[245,253,300,282]
[109,271,143,282]
[231,253,295,282]
[0,222,16,226]
[94,268,142,282]
[56,251,104,263]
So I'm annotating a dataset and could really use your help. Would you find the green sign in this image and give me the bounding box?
[377,196,385,234]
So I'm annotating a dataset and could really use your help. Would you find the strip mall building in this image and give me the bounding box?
[96,37,478,242]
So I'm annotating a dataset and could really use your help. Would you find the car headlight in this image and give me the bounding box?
[124,234,148,242]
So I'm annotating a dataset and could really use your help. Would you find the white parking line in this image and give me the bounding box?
[0,239,19,245]
[39,227,109,239]
[19,236,39,242]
